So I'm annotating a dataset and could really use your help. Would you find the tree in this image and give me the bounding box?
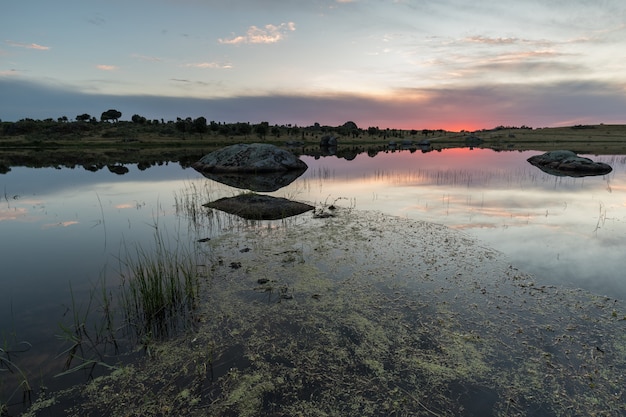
[175,117,192,138]
[100,109,122,122]
[76,113,91,122]
[131,114,147,124]
[254,122,269,140]
[193,117,207,135]
[238,122,251,137]
[343,121,358,131]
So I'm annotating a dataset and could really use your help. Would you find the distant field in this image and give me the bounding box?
[311,124,626,154]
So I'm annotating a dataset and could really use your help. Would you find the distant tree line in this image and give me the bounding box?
[1,110,454,142]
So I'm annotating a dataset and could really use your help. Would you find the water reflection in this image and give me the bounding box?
[275,149,625,300]
[196,169,306,192]
[1,148,625,410]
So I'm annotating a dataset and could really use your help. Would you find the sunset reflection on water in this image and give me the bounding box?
[1,147,625,409]
[279,149,625,299]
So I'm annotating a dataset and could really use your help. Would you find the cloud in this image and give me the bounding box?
[6,41,50,50]
[2,78,626,131]
[170,78,214,87]
[219,22,296,45]
[183,61,233,69]
[464,36,519,45]
[131,54,163,62]
[0,69,19,76]
[87,15,106,26]
[96,64,119,71]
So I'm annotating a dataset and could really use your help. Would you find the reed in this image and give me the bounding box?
[0,339,32,407]
[1,299,33,409]
[55,281,119,379]
[118,227,200,341]
[53,228,201,380]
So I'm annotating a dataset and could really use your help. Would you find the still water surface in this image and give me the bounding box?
[1,148,625,404]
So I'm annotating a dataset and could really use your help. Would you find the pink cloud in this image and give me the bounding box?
[96,64,119,71]
[131,54,162,62]
[184,62,233,69]
[6,41,50,50]
[219,22,296,45]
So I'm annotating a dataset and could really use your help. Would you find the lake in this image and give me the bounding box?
[1,147,625,411]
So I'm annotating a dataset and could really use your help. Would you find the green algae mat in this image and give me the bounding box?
[26,210,626,416]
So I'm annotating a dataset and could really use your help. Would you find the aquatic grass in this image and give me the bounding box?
[1,301,33,409]
[0,340,33,408]
[174,180,207,227]
[55,281,120,380]
[118,226,200,341]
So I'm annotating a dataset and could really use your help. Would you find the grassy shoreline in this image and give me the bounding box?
[1,124,626,174]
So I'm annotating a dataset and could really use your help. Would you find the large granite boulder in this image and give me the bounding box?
[527,150,612,177]
[192,143,308,173]
[192,143,308,192]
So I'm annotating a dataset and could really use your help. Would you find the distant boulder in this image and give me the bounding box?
[192,143,308,173]
[527,150,612,177]
[320,135,338,147]
[107,164,129,175]
[465,135,483,145]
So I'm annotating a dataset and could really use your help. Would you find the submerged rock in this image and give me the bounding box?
[192,143,308,173]
[527,150,612,177]
[204,194,314,220]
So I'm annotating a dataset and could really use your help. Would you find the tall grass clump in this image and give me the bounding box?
[119,229,200,341]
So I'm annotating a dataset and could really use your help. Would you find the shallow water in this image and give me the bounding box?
[293,149,626,300]
[1,148,625,410]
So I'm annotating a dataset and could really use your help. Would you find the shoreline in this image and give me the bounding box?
[2,124,626,174]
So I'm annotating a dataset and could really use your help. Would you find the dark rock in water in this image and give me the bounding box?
[107,164,129,175]
[192,143,308,192]
[319,135,338,147]
[527,150,612,177]
[465,135,483,145]
[204,194,315,220]
[192,143,308,173]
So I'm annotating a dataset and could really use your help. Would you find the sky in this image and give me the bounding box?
[1,0,626,130]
